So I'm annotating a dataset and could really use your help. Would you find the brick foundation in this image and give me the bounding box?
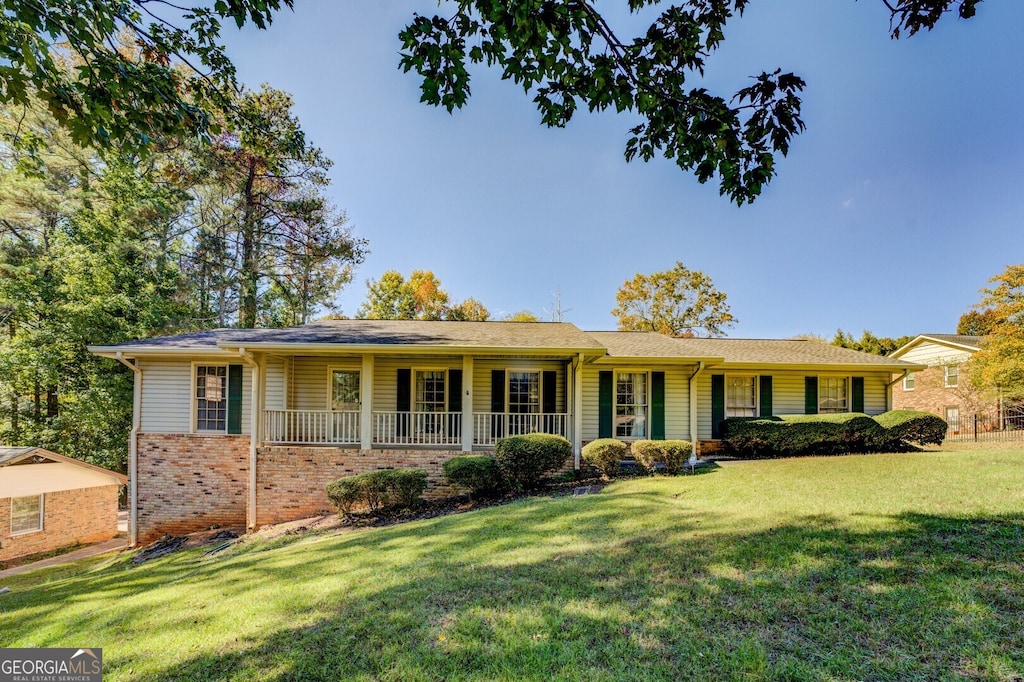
[137,433,250,542]
[0,485,120,562]
[696,440,727,457]
[255,447,458,527]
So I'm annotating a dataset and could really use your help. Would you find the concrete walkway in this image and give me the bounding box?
[0,538,129,580]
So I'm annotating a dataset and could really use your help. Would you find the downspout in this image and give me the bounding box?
[886,370,910,412]
[688,362,706,444]
[571,353,584,470]
[115,352,141,548]
[237,348,260,532]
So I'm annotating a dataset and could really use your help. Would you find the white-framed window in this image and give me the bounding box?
[945,406,960,430]
[415,369,446,412]
[195,364,228,432]
[615,371,648,439]
[508,371,541,414]
[11,495,43,535]
[819,377,849,414]
[944,365,959,388]
[903,373,915,391]
[330,369,360,411]
[726,376,757,417]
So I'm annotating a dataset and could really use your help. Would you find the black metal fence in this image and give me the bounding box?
[945,409,1024,442]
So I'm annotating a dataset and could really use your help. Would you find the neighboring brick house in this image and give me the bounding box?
[0,447,126,562]
[89,320,923,544]
[889,335,992,427]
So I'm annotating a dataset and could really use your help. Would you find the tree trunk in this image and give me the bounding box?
[46,384,58,419]
[238,157,259,328]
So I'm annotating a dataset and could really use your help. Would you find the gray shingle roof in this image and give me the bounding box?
[585,331,718,359]
[0,446,38,466]
[919,334,983,349]
[668,336,920,367]
[92,320,605,353]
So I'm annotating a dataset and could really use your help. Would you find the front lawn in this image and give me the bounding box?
[2,449,1022,680]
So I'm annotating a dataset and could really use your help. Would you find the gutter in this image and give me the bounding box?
[688,361,706,443]
[115,352,141,548]
[237,348,260,532]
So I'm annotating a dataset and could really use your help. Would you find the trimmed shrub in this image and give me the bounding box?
[325,468,428,515]
[722,411,948,458]
[660,440,694,474]
[582,438,629,477]
[874,410,947,447]
[387,468,429,507]
[443,455,500,497]
[631,439,696,475]
[630,440,663,474]
[325,477,362,515]
[723,413,884,458]
[493,433,572,491]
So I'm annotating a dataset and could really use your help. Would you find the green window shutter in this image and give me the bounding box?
[759,375,773,417]
[805,377,818,415]
[651,371,665,440]
[491,370,505,438]
[711,374,725,439]
[396,369,411,411]
[852,376,865,413]
[598,371,613,439]
[448,369,462,413]
[542,371,557,413]
[227,364,243,434]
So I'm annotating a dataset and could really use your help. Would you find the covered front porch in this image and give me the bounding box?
[249,351,586,455]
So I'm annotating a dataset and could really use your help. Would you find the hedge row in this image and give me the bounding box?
[444,433,572,497]
[721,410,947,458]
[325,468,428,515]
[582,438,695,477]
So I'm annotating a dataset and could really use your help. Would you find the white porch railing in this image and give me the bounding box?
[264,409,360,445]
[372,411,462,447]
[472,412,569,447]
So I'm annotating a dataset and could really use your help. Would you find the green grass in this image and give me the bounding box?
[2,448,1022,681]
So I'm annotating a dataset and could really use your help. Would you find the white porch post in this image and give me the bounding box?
[462,355,474,452]
[688,362,705,443]
[573,353,584,469]
[361,354,374,450]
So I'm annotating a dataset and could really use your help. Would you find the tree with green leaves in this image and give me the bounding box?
[447,298,491,321]
[185,85,365,328]
[503,310,542,322]
[967,264,1024,398]
[357,269,492,321]
[612,261,734,337]
[1,1,982,201]
[831,329,914,356]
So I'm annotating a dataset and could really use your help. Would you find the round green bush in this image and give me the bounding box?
[582,438,628,477]
[442,455,500,497]
[660,440,694,474]
[387,468,429,507]
[630,440,663,474]
[493,433,572,491]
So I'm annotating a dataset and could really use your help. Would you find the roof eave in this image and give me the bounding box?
[591,355,725,365]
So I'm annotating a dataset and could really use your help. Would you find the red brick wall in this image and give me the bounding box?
[0,485,120,562]
[136,433,250,542]
[892,365,996,418]
[255,447,457,526]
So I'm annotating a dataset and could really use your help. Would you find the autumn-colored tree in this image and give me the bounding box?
[968,264,1024,398]
[447,298,491,321]
[503,310,541,322]
[612,262,734,337]
[957,308,1000,336]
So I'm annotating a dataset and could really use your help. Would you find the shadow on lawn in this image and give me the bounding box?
[10,494,1024,681]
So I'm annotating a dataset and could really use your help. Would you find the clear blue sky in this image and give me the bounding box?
[220,1,1024,338]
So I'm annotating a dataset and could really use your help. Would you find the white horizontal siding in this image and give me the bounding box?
[899,342,972,366]
[372,357,463,412]
[140,358,251,435]
[580,366,692,442]
[264,356,287,411]
[697,370,895,441]
[291,356,361,411]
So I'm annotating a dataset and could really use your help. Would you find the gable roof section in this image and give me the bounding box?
[0,447,127,497]
[890,334,983,359]
[90,320,607,358]
[668,337,923,370]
